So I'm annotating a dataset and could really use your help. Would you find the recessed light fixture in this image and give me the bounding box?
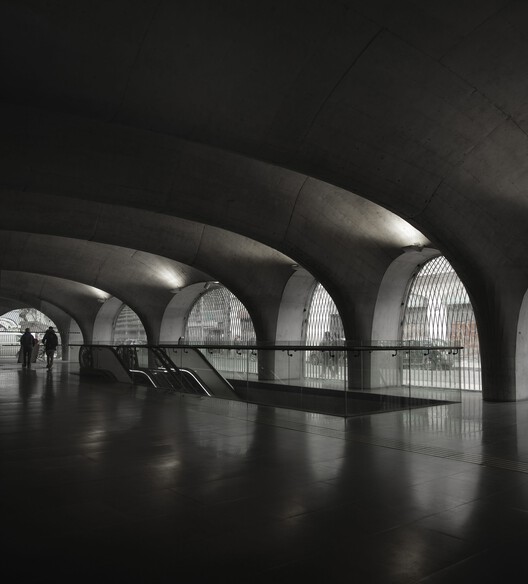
[204,281,220,290]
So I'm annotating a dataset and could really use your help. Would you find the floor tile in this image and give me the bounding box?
[2,362,528,582]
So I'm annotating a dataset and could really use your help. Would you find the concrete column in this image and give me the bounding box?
[258,349,279,381]
[471,275,526,401]
[347,351,368,391]
[516,288,528,400]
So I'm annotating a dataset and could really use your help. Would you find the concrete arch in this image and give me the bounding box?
[92,298,125,344]
[0,271,106,344]
[275,269,316,343]
[159,283,211,344]
[516,290,528,401]
[179,283,258,342]
[273,269,317,382]
[92,298,149,345]
[0,227,299,347]
[0,299,83,361]
[371,248,441,343]
[68,317,84,363]
[369,248,441,389]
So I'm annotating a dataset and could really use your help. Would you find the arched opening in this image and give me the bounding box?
[303,283,345,381]
[0,308,62,361]
[112,304,147,344]
[402,256,482,391]
[184,284,257,378]
[160,283,205,343]
[516,288,528,400]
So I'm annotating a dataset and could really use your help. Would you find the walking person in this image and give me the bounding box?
[20,328,36,368]
[42,326,58,369]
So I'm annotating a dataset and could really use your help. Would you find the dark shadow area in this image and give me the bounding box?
[230,379,455,417]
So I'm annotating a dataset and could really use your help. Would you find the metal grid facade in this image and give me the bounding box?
[402,256,481,391]
[304,283,345,380]
[112,305,147,344]
[0,308,62,358]
[185,286,257,376]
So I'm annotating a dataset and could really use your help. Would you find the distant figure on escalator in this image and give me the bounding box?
[20,328,36,368]
[42,326,58,370]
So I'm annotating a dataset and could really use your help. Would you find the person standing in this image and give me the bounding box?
[320,331,332,378]
[42,326,58,369]
[20,328,35,368]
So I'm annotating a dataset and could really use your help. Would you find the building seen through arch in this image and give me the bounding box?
[0,308,62,359]
[304,283,345,381]
[185,285,257,378]
[402,256,481,391]
[112,305,147,344]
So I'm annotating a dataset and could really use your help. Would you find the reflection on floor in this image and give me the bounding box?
[1,361,528,583]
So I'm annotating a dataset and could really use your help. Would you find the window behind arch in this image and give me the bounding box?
[304,283,345,380]
[402,256,481,391]
[0,308,62,359]
[112,305,147,344]
[185,285,257,377]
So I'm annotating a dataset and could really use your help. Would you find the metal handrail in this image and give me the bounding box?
[72,342,463,352]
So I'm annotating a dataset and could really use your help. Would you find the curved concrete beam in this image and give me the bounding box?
[0,292,80,351]
[92,297,134,344]
[0,271,101,342]
[159,283,209,344]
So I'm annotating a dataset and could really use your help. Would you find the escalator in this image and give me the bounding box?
[164,346,239,400]
[79,345,239,399]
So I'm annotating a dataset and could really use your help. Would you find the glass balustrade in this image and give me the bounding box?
[74,341,463,419]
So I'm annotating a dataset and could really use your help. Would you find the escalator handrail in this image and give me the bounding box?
[150,347,201,393]
[167,347,235,391]
[179,368,212,396]
[80,345,134,382]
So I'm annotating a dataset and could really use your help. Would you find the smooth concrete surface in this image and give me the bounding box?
[2,362,528,582]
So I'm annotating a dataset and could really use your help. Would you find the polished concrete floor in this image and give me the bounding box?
[2,362,528,582]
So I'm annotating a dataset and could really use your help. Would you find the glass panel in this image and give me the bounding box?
[402,347,462,402]
[197,347,258,381]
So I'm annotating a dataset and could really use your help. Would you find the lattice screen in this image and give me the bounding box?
[113,305,147,344]
[402,256,481,391]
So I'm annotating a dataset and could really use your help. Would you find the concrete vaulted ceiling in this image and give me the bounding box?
[1,1,528,396]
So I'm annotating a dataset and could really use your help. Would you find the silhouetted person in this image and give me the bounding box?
[42,326,58,369]
[319,331,329,378]
[320,331,337,378]
[20,328,35,368]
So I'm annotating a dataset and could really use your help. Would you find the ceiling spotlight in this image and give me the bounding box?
[204,281,220,290]
[96,297,106,303]
[291,264,300,271]
[170,287,182,294]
